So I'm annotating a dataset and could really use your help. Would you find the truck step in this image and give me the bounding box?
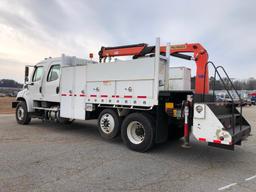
[217,114,242,130]
[217,114,240,120]
[225,125,250,134]
[33,106,58,111]
[226,125,251,144]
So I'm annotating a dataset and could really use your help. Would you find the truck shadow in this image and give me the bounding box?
[28,119,250,165]
[150,137,250,167]
[29,119,123,143]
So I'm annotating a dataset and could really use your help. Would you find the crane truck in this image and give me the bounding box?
[12,38,251,152]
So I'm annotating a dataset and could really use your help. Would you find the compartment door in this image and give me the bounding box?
[116,81,133,105]
[73,66,86,120]
[60,66,74,118]
[99,81,115,102]
[87,82,100,102]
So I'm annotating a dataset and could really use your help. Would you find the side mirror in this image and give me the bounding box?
[25,66,29,82]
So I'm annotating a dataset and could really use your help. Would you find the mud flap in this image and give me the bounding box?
[12,101,19,108]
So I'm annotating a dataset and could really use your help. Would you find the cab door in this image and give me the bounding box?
[43,64,61,102]
[29,66,44,101]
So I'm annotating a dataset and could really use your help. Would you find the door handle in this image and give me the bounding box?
[125,87,132,92]
[39,86,42,93]
[93,87,100,92]
[56,86,60,94]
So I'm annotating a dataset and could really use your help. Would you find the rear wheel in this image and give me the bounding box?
[98,109,121,139]
[121,113,155,152]
[16,101,31,125]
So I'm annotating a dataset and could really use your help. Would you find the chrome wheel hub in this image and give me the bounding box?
[17,106,25,121]
[127,121,145,144]
[100,113,115,134]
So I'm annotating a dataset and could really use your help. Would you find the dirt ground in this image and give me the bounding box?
[0,97,15,114]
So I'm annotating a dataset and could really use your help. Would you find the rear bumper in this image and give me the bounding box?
[208,126,251,151]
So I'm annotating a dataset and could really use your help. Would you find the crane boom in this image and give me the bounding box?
[98,43,209,94]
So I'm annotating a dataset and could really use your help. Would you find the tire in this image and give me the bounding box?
[98,109,121,139]
[121,113,155,152]
[16,101,31,125]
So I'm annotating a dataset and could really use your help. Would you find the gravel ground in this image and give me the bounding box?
[0,106,255,192]
[0,97,15,114]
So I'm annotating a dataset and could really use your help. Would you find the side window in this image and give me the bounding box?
[32,66,44,82]
[47,65,60,82]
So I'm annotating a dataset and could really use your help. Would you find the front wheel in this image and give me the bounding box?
[16,101,31,125]
[121,113,155,152]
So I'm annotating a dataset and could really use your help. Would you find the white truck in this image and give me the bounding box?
[12,38,251,152]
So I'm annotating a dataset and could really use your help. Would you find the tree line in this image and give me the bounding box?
[191,77,256,90]
[0,79,23,88]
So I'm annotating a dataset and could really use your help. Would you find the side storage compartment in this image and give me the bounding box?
[99,81,115,103]
[60,65,87,120]
[60,66,74,118]
[87,82,100,102]
[132,80,153,106]
[73,65,86,120]
[169,67,191,91]
[86,57,159,107]
[116,81,133,105]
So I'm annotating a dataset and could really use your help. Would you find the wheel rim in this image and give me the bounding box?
[17,106,25,121]
[127,121,145,144]
[100,113,115,134]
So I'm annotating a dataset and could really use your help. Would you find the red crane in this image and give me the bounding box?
[98,43,209,94]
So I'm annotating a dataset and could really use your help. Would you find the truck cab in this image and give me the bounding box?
[31,59,61,102]
[15,58,61,113]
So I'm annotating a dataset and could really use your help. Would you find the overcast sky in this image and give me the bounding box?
[0,0,255,83]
